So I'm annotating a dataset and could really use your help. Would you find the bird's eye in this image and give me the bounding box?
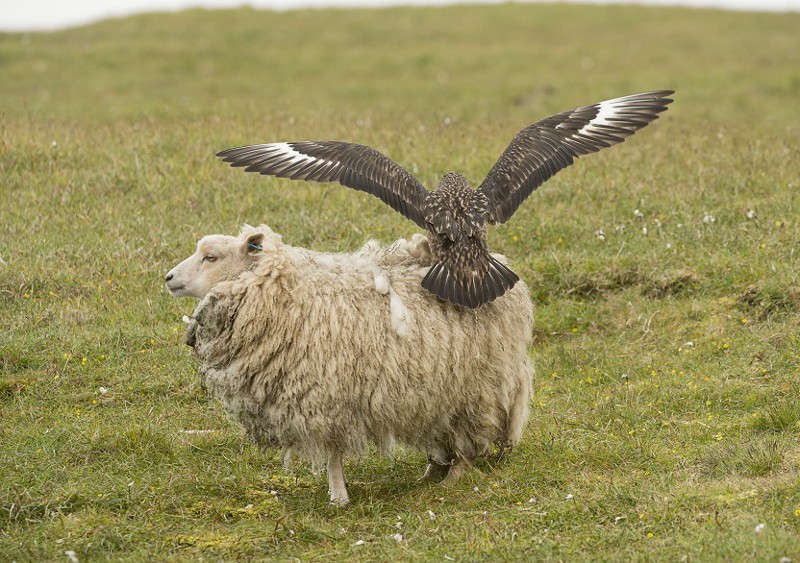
[203,255,217,263]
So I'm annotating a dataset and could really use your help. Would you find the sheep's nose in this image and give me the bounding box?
[165,272,173,283]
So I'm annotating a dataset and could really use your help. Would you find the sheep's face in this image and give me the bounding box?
[166,231,265,298]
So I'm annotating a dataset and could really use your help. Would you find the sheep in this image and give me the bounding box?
[167,224,534,506]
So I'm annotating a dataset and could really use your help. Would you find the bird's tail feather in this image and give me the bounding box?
[421,256,519,309]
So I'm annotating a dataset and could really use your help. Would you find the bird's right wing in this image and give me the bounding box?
[217,141,430,230]
[478,90,674,224]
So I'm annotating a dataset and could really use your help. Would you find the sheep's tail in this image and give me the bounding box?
[421,255,519,309]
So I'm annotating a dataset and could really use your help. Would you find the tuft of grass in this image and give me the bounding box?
[700,434,788,478]
[752,399,800,433]
[737,282,800,321]
[2,3,800,561]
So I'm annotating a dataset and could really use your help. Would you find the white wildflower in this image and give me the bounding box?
[353,540,365,546]
[754,523,766,533]
[703,212,716,224]
[65,551,79,563]
[634,209,644,218]
[98,387,108,395]
[528,497,537,503]
[642,225,648,236]
[594,229,606,242]
[666,243,672,250]
[392,533,403,542]
[746,209,757,220]
[565,493,574,500]
[427,509,436,520]
[779,557,791,563]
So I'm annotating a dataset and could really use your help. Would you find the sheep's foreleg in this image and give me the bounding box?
[327,450,349,506]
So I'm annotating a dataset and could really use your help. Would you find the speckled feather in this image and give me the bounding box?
[217,90,674,308]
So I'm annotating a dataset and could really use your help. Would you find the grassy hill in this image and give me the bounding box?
[2,3,800,560]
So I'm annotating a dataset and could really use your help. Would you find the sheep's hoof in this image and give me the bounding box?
[418,462,451,483]
[439,459,467,487]
[329,496,350,507]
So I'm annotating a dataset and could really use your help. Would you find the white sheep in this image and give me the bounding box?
[166,224,534,506]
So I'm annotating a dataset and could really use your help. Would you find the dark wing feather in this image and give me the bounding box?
[217,141,430,229]
[478,90,674,224]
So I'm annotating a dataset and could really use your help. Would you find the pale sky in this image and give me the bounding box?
[2,0,799,31]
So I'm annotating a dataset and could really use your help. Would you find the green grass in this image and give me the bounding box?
[2,3,800,560]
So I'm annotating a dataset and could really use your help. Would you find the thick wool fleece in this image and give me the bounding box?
[187,227,534,468]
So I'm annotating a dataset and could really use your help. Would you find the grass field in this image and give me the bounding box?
[2,2,800,560]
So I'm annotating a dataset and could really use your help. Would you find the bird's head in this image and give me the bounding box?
[437,172,471,191]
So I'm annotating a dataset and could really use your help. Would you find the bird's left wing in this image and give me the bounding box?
[477,90,674,224]
[217,141,430,229]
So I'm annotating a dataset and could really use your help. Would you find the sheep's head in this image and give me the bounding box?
[165,225,277,298]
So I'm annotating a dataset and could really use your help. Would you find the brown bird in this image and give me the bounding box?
[217,90,674,308]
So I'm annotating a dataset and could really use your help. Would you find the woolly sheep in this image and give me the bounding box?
[166,224,534,506]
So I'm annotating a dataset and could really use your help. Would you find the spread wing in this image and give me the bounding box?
[216,141,430,229]
[478,90,674,224]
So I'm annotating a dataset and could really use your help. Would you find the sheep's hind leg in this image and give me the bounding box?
[327,450,349,507]
[439,456,469,487]
[418,457,451,483]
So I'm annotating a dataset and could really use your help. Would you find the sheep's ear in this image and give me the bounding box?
[244,232,265,255]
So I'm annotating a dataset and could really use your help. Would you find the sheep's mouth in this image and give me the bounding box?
[166,283,186,295]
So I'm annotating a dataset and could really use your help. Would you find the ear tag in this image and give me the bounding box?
[248,242,263,252]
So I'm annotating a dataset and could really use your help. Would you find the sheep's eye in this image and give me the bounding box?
[203,255,217,263]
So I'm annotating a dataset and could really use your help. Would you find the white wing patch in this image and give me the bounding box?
[587,98,626,126]
[258,142,335,178]
[571,97,634,137]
